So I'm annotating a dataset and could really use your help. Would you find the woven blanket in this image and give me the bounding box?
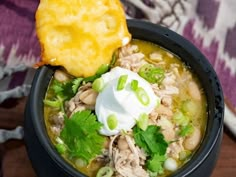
[0,0,236,137]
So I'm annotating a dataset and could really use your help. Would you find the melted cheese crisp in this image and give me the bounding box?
[36,0,131,77]
[95,67,158,136]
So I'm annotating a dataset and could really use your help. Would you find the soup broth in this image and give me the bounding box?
[44,39,207,177]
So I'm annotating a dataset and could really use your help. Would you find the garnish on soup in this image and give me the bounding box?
[36,0,131,77]
[44,40,207,177]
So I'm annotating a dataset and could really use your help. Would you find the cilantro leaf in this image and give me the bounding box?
[147,154,166,173]
[46,77,83,113]
[83,64,109,82]
[51,79,74,100]
[133,125,168,156]
[72,78,83,93]
[60,110,105,164]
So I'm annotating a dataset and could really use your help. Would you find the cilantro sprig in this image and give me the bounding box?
[60,110,105,164]
[133,125,168,174]
[44,78,83,112]
[147,154,166,174]
[134,125,168,155]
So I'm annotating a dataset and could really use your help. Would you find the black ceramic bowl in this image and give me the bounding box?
[24,20,224,177]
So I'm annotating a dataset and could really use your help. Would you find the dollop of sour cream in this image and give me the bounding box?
[95,67,158,136]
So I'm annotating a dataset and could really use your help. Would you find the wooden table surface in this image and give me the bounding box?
[0,97,235,177]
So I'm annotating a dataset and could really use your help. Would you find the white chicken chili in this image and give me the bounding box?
[44,39,207,177]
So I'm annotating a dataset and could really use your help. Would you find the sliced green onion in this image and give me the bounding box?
[137,113,149,131]
[181,99,199,116]
[156,97,161,107]
[138,64,165,84]
[178,124,194,137]
[179,150,191,161]
[131,79,138,91]
[173,111,189,126]
[96,166,114,177]
[135,87,150,106]
[110,52,117,67]
[117,75,128,91]
[107,114,118,130]
[43,99,61,108]
[55,143,67,154]
[56,95,65,113]
[92,78,105,92]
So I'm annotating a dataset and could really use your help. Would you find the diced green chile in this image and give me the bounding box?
[117,75,128,91]
[138,64,165,84]
[135,87,150,106]
[96,166,114,177]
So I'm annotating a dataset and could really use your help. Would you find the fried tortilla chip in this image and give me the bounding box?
[36,0,131,77]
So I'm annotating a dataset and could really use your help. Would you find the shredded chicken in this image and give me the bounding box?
[161,96,172,107]
[187,81,201,101]
[65,83,96,116]
[118,44,147,73]
[149,101,173,121]
[167,138,185,159]
[155,104,173,117]
[119,44,139,58]
[151,71,179,98]
[109,134,148,177]
[156,116,176,141]
[149,51,163,61]
[49,111,64,136]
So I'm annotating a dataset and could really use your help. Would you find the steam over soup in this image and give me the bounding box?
[44,40,207,177]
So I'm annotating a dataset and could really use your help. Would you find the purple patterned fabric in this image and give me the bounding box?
[0,0,40,90]
[183,20,236,110]
[0,0,40,58]
[0,0,236,135]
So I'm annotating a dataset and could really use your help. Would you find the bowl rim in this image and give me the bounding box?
[26,19,224,177]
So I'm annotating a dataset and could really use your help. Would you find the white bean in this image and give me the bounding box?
[79,89,98,105]
[164,158,178,171]
[117,136,129,150]
[54,70,70,82]
[183,127,201,151]
[188,81,201,101]
[75,158,86,168]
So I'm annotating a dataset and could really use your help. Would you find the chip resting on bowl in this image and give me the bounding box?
[36,0,131,77]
